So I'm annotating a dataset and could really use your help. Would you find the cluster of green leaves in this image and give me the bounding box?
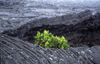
[34,30,70,50]
[23,0,30,2]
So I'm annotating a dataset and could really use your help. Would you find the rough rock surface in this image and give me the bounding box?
[3,10,100,47]
[0,0,100,33]
[1,34,100,64]
[3,9,92,37]
[0,0,100,64]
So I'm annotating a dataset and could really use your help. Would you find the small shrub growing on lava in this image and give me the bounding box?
[34,30,70,50]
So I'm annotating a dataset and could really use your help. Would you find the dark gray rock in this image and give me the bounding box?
[2,9,92,38]
[1,0,23,5]
[0,34,100,64]
[0,1,100,64]
[3,10,100,47]
[0,0,100,34]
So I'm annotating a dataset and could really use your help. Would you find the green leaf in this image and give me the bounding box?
[45,41,49,47]
[33,30,70,50]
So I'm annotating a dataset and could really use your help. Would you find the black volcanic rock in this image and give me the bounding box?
[0,34,100,64]
[2,10,92,37]
[1,0,23,5]
[0,1,100,64]
[3,10,100,47]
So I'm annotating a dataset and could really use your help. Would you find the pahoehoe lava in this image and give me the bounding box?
[1,34,100,64]
[1,0,100,64]
[2,10,100,47]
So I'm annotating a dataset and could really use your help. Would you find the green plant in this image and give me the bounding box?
[34,30,70,50]
[23,0,30,2]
